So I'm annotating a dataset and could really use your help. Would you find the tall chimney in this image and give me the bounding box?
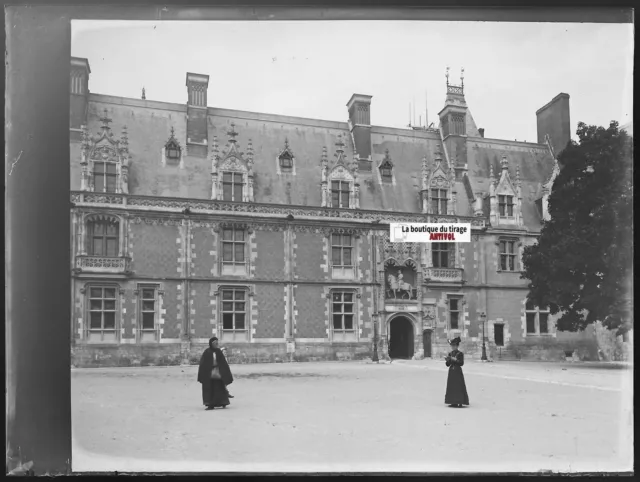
[346,94,373,170]
[536,93,571,156]
[70,57,91,141]
[185,72,210,157]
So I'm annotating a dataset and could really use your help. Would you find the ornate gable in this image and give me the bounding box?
[420,146,456,215]
[80,109,131,194]
[489,155,524,226]
[210,123,254,202]
[320,134,360,208]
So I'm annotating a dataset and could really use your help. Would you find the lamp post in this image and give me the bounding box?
[372,314,379,363]
[480,312,488,361]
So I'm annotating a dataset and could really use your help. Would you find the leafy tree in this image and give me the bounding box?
[521,121,633,335]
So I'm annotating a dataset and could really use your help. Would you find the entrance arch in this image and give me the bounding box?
[388,316,415,359]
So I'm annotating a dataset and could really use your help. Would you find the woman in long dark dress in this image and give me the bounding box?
[197,337,234,410]
[444,337,469,408]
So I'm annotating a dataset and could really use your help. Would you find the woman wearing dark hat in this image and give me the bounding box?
[197,337,234,410]
[444,337,469,408]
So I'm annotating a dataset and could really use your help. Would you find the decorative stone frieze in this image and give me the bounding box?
[71,191,488,228]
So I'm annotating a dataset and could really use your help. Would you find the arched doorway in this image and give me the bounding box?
[389,317,414,359]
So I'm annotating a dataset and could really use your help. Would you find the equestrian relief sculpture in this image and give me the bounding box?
[387,269,415,300]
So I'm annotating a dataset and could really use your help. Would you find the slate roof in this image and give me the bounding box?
[71,91,557,230]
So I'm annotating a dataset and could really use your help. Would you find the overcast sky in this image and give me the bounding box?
[72,20,633,143]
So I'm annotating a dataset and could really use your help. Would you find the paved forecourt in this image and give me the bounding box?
[71,359,633,473]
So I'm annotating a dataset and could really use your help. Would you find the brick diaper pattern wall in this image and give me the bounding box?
[254,230,286,280]
[130,223,181,277]
[191,227,215,277]
[191,282,213,338]
[295,232,326,280]
[254,284,286,339]
[294,285,327,338]
[162,282,180,339]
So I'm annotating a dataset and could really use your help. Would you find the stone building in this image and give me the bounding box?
[69,57,593,367]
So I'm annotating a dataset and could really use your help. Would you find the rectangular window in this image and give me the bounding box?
[431,189,448,215]
[221,289,246,331]
[280,154,293,169]
[525,302,550,335]
[139,286,158,342]
[222,172,244,202]
[89,220,119,257]
[88,286,118,342]
[221,227,246,275]
[380,167,392,180]
[432,243,455,268]
[526,313,536,334]
[449,298,460,330]
[94,162,117,193]
[494,324,504,346]
[539,313,549,334]
[499,195,514,217]
[331,234,353,267]
[331,234,355,279]
[331,181,350,208]
[332,291,354,331]
[499,240,516,271]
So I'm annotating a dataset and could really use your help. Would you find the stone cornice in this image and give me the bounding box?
[70,191,488,229]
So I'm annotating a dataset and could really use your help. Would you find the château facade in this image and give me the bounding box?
[69,57,595,367]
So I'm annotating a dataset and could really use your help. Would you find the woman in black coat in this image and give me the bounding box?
[444,337,469,408]
[197,337,234,410]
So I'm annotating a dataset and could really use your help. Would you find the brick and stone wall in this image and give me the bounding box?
[254,284,286,339]
[294,232,326,281]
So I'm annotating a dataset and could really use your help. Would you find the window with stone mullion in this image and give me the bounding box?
[140,286,157,331]
[431,189,448,215]
[432,242,455,268]
[331,234,353,267]
[94,161,117,193]
[499,195,514,217]
[525,301,550,335]
[499,240,517,271]
[331,181,350,208]
[222,228,245,265]
[89,219,119,257]
[222,172,244,202]
[89,286,117,332]
[222,289,246,331]
[332,291,354,331]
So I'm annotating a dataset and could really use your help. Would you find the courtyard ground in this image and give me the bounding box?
[71,359,633,473]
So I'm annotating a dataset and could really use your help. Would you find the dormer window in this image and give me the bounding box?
[222,172,244,202]
[280,152,293,169]
[210,124,255,202]
[378,149,394,183]
[164,127,182,165]
[166,141,181,161]
[94,161,117,193]
[321,135,359,209]
[431,189,448,215]
[499,195,514,217]
[331,181,350,208]
[80,110,131,194]
[277,138,295,174]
